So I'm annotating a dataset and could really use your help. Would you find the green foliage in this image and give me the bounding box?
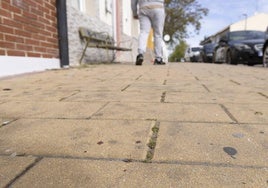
[169,40,188,62]
[164,0,209,43]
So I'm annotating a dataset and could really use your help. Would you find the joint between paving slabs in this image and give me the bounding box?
[1,119,18,128]
[202,84,211,92]
[59,90,81,101]
[144,120,160,163]
[135,75,142,80]
[219,104,239,124]
[4,157,43,188]
[90,102,110,118]
[258,92,268,99]
[121,84,131,92]
[230,79,241,85]
[161,91,166,103]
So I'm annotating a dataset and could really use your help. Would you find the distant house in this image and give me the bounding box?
[201,13,268,45]
[0,0,138,77]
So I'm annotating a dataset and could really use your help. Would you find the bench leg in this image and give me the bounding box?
[79,40,90,64]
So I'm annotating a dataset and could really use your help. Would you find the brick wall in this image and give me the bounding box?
[0,0,59,58]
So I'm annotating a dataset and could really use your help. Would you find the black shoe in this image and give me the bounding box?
[136,54,143,66]
[154,58,165,65]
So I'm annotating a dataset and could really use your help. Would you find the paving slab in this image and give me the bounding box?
[11,158,268,188]
[212,91,268,104]
[0,119,152,160]
[6,89,80,102]
[0,156,37,187]
[154,122,268,167]
[126,82,207,92]
[0,101,106,119]
[65,91,163,103]
[93,102,233,123]
[201,82,256,94]
[224,103,268,123]
[165,91,216,103]
[239,124,268,150]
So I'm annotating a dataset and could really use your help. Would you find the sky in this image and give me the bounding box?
[185,0,268,47]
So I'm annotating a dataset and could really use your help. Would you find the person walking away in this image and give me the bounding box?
[131,0,166,65]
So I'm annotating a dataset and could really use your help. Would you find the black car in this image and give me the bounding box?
[263,27,268,67]
[213,30,265,66]
[200,43,216,63]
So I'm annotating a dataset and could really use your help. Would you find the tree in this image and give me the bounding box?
[168,40,187,62]
[164,0,208,43]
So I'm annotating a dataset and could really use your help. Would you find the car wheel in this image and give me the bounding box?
[212,53,218,64]
[226,51,237,65]
[263,45,268,67]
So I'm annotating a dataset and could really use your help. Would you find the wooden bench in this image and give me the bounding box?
[78,27,132,64]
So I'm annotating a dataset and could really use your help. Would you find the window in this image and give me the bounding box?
[105,0,112,14]
[70,0,85,12]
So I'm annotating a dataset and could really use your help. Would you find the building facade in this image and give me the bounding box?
[67,0,139,65]
[0,0,138,77]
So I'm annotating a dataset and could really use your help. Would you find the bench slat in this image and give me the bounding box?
[87,44,131,51]
[79,27,132,64]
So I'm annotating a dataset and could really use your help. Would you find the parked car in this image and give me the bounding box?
[213,30,265,66]
[200,43,216,63]
[263,27,268,67]
[184,47,202,62]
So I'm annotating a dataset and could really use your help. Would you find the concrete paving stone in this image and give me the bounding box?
[11,158,268,188]
[61,80,134,92]
[2,79,135,101]
[0,119,152,160]
[93,102,234,123]
[202,83,256,93]
[0,81,80,102]
[65,91,163,103]
[0,87,24,102]
[126,83,207,92]
[212,91,268,104]
[224,104,268,123]
[4,90,81,102]
[154,122,268,167]
[0,101,106,119]
[165,91,216,103]
[239,124,268,150]
[0,156,37,187]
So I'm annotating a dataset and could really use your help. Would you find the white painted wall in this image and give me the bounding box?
[0,56,60,78]
[99,0,113,26]
[122,0,132,35]
[230,13,268,31]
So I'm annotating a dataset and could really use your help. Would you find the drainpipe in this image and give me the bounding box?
[56,0,69,68]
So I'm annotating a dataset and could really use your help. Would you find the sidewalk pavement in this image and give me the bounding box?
[0,62,267,187]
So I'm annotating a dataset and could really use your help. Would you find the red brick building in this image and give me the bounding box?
[0,0,62,77]
[0,0,138,77]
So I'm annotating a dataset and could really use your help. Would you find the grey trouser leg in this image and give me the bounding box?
[138,8,165,59]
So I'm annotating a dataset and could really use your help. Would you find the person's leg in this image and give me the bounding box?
[138,9,152,55]
[151,8,165,61]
